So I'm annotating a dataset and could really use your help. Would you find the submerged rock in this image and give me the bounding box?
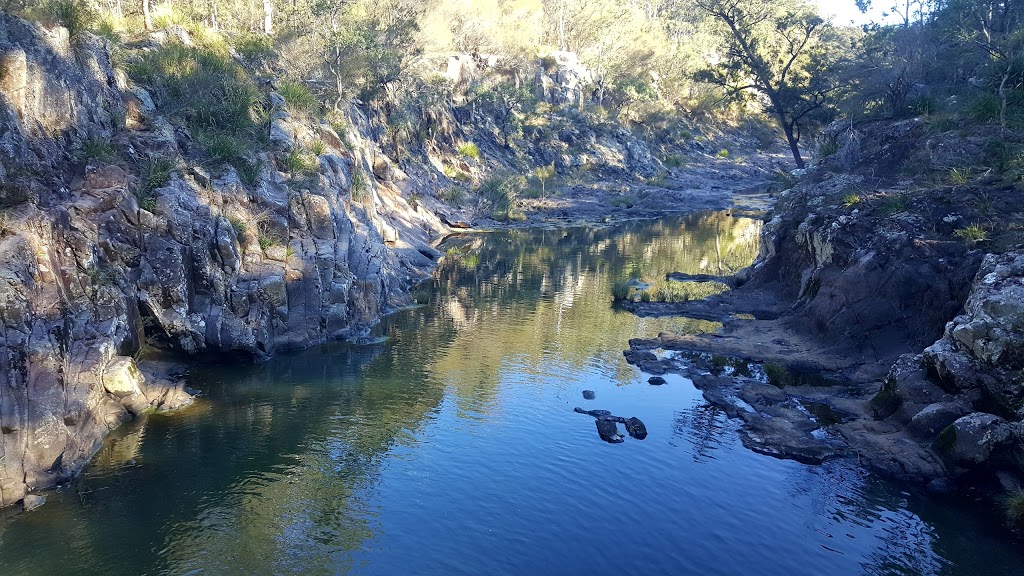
[21,495,45,512]
[582,390,596,400]
[648,376,667,386]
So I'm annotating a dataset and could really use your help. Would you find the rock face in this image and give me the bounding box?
[0,16,445,507]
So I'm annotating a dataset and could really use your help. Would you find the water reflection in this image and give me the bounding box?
[0,212,1021,576]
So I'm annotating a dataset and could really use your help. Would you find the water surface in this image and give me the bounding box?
[1,213,1021,575]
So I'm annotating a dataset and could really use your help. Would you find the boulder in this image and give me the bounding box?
[940,413,1016,468]
[595,419,624,443]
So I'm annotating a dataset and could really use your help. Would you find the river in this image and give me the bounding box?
[0,212,1021,575]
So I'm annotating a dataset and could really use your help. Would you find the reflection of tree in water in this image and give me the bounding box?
[423,213,760,403]
[670,403,734,462]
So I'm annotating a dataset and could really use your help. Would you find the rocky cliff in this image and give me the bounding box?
[0,15,445,508]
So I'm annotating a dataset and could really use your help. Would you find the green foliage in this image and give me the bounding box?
[716,149,729,159]
[199,132,247,163]
[611,194,638,208]
[138,156,174,197]
[235,34,275,64]
[476,171,526,221]
[351,169,368,202]
[458,142,480,159]
[439,187,466,205]
[81,139,117,162]
[126,39,267,166]
[969,93,1001,123]
[843,193,861,208]
[948,167,972,185]
[309,139,327,156]
[533,162,556,196]
[46,0,96,42]
[234,159,261,187]
[228,216,248,236]
[278,81,317,115]
[879,193,910,216]
[281,149,318,175]
[662,154,686,168]
[954,224,988,243]
[1006,492,1024,529]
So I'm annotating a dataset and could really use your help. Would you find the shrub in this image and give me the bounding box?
[235,34,275,64]
[281,149,317,175]
[138,156,174,196]
[47,0,96,43]
[1006,492,1024,529]
[948,167,972,184]
[278,81,317,115]
[879,193,910,216]
[716,149,729,159]
[662,154,686,168]
[351,169,368,201]
[126,40,267,163]
[954,224,988,243]
[200,132,247,162]
[969,93,1000,122]
[228,216,247,235]
[458,142,480,159]
[309,139,327,156]
[843,193,861,208]
[439,187,466,205]
[82,139,117,162]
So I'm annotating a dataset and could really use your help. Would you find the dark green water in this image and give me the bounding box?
[1,213,1022,575]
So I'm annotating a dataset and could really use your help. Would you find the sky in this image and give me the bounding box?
[813,0,895,26]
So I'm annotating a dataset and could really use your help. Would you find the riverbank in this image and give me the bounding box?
[620,119,1024,509]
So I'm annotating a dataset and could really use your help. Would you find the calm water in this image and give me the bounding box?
[1,213,1022,576]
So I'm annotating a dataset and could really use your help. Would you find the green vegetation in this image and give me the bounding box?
[533,163,555,197]
[229,216,248,236]
[662,154,686,168]
[1006,492,1024,530]
[81,139,117,162]
[715,149,729,159]
[879,193,911,216]
[278,81,317,115]
[843,193,861,208]
[351,169,368,202]
[45,0,96,43]
[954,224,988,244]
[281,149,318,175]
[458,142,480,159]
[476,172,526,222]
[948,167,972,185]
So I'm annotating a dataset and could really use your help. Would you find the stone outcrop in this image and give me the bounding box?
[0,15,445,508]
[622,118,1024,496]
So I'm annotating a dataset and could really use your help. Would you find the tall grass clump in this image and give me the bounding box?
[46,0,96,43]
[278,81,317,115]
[126,39,267,172]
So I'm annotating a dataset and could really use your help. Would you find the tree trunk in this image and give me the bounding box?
[143,0,152,30]
[780,117,805,169]
[263,0,274,35]
[999,68,1011,131]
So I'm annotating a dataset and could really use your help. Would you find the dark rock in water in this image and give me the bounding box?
[582,390,596,400]
[574,407,612,418]
[648,376,667,385]
[625,417,647,440]
[595,418,624,443]
[21,494,45,511]
[926,477,956,494]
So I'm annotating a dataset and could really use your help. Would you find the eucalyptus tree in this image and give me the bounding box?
[695,0,847,168]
